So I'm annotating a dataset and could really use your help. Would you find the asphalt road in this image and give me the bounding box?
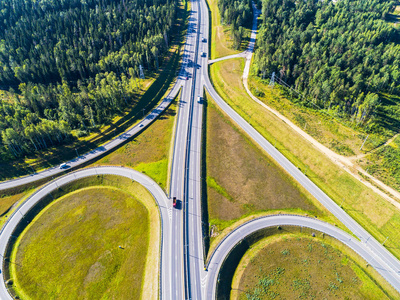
[168,0,203,297]
[2,0,400,298]
[0,166,172,300]
[203,59,400,295]
[204,214,400,299]
[184,0,209,298]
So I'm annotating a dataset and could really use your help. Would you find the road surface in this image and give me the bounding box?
[0,166,171,300]
[2,0,400,298]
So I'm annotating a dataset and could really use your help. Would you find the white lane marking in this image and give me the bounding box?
[201,274,208,287]
[168,207,172,220]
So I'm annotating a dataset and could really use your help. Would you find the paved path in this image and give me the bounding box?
[208,51,247,65]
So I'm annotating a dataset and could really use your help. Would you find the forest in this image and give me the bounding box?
[0,0,177,160]
[218,0,253,49]
[253,0,400,131]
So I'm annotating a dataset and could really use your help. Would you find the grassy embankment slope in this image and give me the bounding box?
[9,175,160,300]
[249,77,400,192]
[207,0,240,59]
[204,94,346,251]
[209,57,400,259]
[0,189,35,229]
[95,94,179,190]
[359,128,400,192]
[0,0,189,181]
[232,233,400,299]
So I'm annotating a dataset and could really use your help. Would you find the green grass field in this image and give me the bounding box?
[208,57,400,260]
[205,95,344,245]
[232,233,399,299]
[8,175,160,300]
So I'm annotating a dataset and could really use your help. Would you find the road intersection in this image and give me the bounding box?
[1,0,400,298]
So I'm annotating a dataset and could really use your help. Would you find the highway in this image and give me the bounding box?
[2,0,400,297]
[184,0,209,298]
[0,166,172,300]
[168,0,203,297]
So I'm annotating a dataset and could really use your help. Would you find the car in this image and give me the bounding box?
[173,197,177,208]
[201,51,206,57]
[139,123,144,127]
[202,37,206,42]
[198,96,202,103]
[59,163,68,169]
[186,75,189,80]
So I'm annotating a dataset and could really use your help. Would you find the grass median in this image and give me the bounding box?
[8,175,160,300]
[204,92,346,254]
[209,57,400,260]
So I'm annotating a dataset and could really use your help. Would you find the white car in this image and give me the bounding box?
[59,163,68,169]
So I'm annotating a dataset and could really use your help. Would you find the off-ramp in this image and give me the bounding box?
[0,166,172,300]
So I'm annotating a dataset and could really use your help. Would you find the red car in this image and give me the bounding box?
[173,197,177,208]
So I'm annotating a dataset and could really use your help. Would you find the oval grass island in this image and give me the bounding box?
[231,233,399,299]
[8,175,160,300]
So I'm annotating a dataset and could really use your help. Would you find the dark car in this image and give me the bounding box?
[173,197,177,208]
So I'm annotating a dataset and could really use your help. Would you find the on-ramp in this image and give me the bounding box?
[0,166,172,300]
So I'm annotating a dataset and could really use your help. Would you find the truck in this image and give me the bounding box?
[173,197,177,208]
